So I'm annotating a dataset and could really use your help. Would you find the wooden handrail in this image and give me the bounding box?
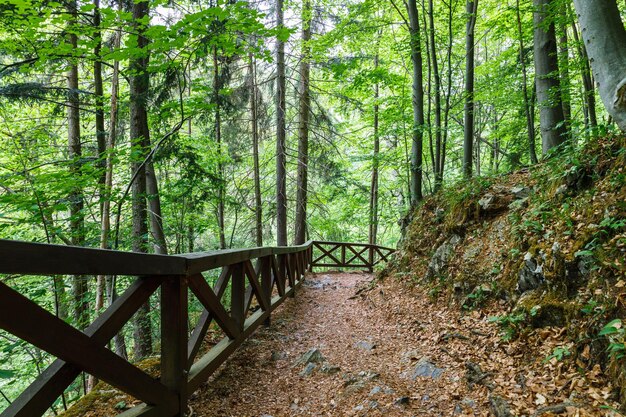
[0,239,394,417]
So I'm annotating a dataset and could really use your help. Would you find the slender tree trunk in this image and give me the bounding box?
[369,53,380,246]
[249,51,263,247]
[406,0,424,204]
[463,0,478,178]
[294,0,311,245]
[67,0,88,331]
[534,0,567,153]
[570,11,597,130]
[558,4,571,136]
[428,0,443,190]
[146,162,167,254]
[129,0,152,360]
[89,0,106,391]
[516,0,539,164]
[213,47,227,249]
[441,0,454,184]
[572,0,626,131]
[275,0,288,246]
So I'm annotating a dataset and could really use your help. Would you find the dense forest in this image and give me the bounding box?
[0,0,625,414]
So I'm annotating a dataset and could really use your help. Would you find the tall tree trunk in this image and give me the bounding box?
[294,0,311,245]
[213,47,227,249]
[534,0,567,153]
[369,53,380,246]
[146,162,167,254]
[463,0,478,178]
[89,0,106,391]
[67,0,88,331]
[428,0,443,190]
[129,0,152,360]
[275,0,288,247]
[441,0,454,185]
[249,51,263,247]
[516,0,539,164]
[572,0,626,131]
[570,7,597,130]
[558,4,572,136]
[406,0,424,204]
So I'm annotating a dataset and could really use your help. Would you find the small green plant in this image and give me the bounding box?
[488,311,526,341]
[581,299,605,317]
[544,346,571,363]
[599,319,626,359]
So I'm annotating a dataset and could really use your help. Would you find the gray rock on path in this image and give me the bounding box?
[299,362,316,377]
[293,348,325,367]
[355,340,376,351]
[411,357,444,379]
[489,395,513,417]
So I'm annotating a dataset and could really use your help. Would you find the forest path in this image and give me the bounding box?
[190,272,503,417]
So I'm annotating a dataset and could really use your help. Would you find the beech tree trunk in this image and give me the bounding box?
[213,47,227,249]
[570,17,597,130]
[249,51,263,247]
[534,0,567,153]
[572,0,626,130]
[129,0,153,360]
[275,0,288,246]
[294,0,311,245]
[463,0,478,178]
[516,0,539,164]
[406,0,424,204]
[369,53,380,246]
[428,0,443,190]
[66,0,88,332]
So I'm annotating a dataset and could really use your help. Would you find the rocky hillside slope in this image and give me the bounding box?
[383,135,626,408]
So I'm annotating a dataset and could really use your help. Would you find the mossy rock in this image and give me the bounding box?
[516,291,580,328]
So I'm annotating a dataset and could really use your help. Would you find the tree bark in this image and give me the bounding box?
[213,47,227,250]
[129,0,152,360]
[406,0,424,204]
[516,0,539,164]
[249,50,263,247]
[275,0,288,246]
[569,6,597,130]
[369,53,380,246]
[463,0,478,178]
[558,3,572,136]
[66,0,88,332]
[294,0,311,245]
[428,0,443,190]
[572,0,626,131]
[534,0,567,153]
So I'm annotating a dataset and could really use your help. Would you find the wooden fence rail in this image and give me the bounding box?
[0,239,394,417]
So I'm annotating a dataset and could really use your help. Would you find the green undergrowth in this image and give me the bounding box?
[382,134,626,405]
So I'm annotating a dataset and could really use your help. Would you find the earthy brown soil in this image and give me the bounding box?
[190,272,620,417]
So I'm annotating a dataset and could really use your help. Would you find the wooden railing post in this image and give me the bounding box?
[368,245,374,273]
[231,262,246,331]
[341,244,346,266]
[161,275,188,417]
[260,256,272,326]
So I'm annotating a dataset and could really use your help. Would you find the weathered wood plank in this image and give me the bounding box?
[187,274,239,340]
[0,282,176,409]
[2,278,162,417]
[187,268,231,367]
[161,276,188,417]
[0,239,186,276]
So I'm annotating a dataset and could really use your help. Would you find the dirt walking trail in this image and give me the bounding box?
[190,272,617,417]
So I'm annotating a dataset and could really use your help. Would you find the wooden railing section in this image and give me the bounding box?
[311,241,395,271]
[0,239,394,417]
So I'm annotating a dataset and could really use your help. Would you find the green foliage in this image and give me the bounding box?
[599,319,626,359]
[489,311,527,341]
